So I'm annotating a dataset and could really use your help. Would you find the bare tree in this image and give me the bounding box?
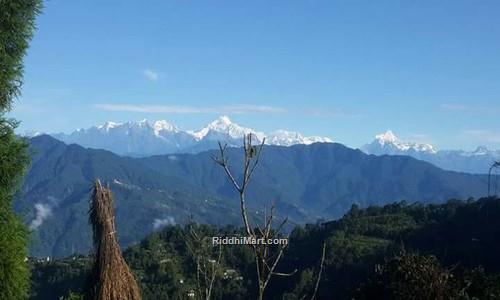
[185,220,223,300]
[213,134,295,300]
[309,242,326,300]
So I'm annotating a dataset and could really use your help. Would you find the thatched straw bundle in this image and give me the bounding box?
[84,179,141,300]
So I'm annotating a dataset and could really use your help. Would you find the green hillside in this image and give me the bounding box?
[140,143,489,219]
[29,197,500,299]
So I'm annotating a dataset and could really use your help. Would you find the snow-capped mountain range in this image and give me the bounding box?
[362,130,500,174]
[364,130,437,154]
[44,120,499,174]
[51,116,333,157]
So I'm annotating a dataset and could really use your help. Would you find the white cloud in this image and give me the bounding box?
[94,103,362,117]
[30,203,53,230]
[304,108,363,118]
[142,69,159,82]
[220,104,287,114]
[153,217,176,229]
[94,103,287,115]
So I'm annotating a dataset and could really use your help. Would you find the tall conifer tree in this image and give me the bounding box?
[0,1,42,298]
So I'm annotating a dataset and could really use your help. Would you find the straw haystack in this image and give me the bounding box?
[84,179,141,300]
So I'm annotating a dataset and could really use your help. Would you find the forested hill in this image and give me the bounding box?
[30,197,500,299]
[139,142,490,217]
[18,135,490,257]
[18,135,242,257]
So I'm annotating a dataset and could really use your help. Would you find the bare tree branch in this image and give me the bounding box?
[310,243,327,300]
[212,142,242,192]
[213,133,292,300]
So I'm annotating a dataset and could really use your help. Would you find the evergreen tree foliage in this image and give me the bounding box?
[0,0,42,110]
[28,198,500,299]
[0,0,42,298]
[0,118,31,299]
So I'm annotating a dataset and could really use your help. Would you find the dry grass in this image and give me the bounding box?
[84,179,141,300]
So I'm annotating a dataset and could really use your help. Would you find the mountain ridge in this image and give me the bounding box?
[362,130,500,174]
[50,116,333,157]
[43,120,500,174]
[18,134,489,257]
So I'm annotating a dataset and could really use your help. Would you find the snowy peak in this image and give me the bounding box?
[129,119,152,129]
[191,116,265,141]
[153,120,178,135]
[50,116,333,156]
[92,119,179,136]
[206,115,234,130]
[473,146,489,155]
[362,131,500,174]
[267,130,333,146]
[375,130,398,145]
[455,146,496,157]
[364,130,437,155]
[213,115,232,126]
[97,121,122,132]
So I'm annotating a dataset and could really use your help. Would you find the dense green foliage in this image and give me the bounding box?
[19,135,488,257]
[0,184,30,299]
[30,225,256,299]
[355,253,500,299]
[276,197,500,299]
[29,197,500,299]
[0,0,41,110]
[0,119,30,204]
[0,93,31,298]
[29,255,90,299]
[1,1,41,298]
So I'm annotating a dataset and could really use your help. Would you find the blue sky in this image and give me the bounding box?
[9,0,500,150]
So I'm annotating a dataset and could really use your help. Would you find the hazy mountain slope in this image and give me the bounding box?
[362,130,500,174]
[16,135,241,257]
[51,119,198,156]
[140,143,489,219]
